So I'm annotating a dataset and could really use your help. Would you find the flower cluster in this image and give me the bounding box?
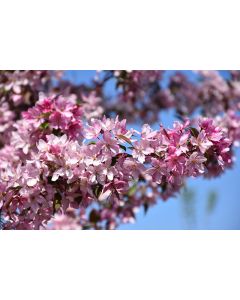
[0,70,240,230]
[0,94,232,229]
[103,70,165,123]
[169,71,240,117]
[0,71,103,145]
[22,95,84,140]
[214,110,240,147]
[101,70,240,123]
[0,71,57,144]
[47,115,234,230]
[0,71,57,106]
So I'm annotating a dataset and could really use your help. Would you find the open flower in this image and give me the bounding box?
[98,180,128,202]
[100,131,120,156]
[186,152,207,176]
[97,160,116,184]
[146,158,166,184]
[141,124,157,141]
[84,118,102,139]
[191,131,213,153]
[132,139,154,163]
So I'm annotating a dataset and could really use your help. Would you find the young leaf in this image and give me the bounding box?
[89,209,101,223]
[92,184,103,198]
[143,203,149,215]
[128,182,138,197]
[119,144,127,151]
[190,127,199,138]
[117,135,133,145]
[53,193,62,214]
[40,121,49,130]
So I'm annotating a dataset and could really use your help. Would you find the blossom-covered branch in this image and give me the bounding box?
[0,95,232,229]
[0,70,240,230]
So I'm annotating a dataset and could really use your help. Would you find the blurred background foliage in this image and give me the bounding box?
[181,187,218,229]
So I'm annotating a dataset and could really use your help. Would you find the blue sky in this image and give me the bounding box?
[66,70,240,230]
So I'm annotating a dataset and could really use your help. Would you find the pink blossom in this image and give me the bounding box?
[147,158,166,184]
[191,131,213,153]
[132,140,154,163]
[0,70,238,230]
[84,119,102,139]
[186,152,207,176]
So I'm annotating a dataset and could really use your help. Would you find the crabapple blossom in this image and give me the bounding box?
[0,94,232,229]
[186,152,207,175]
[190,131,213,154]
[132,140,154,163]
[0,70,240,230]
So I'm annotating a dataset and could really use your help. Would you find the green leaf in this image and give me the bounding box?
[92,184,103,198]
[161,178,167,193]
[53,193,62,214]
[40,121,49,130]
[206,191,218,214]
[181,186,196,228]
[89,209,101,223]
[120,70,128,79]
[43,112,51,117]
[52,128,62,136]
[82,224,91,230]
[117,135,133,145]
[190,127,199,138]
[128,182,138,197]
[143,203,149,215]
[75,195,82,205]
[111,154,122,166]
[111,156,118,166]
[119,144,127,151]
